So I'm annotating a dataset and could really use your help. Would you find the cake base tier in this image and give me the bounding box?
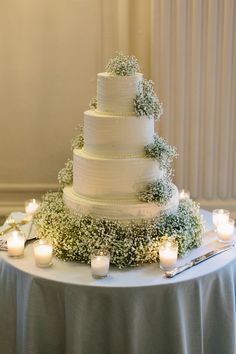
[63,184,179,221]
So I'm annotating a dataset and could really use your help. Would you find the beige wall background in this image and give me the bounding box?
[0,0,235,218]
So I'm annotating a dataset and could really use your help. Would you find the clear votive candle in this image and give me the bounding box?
[25,199,40,216]
[179,189,190,200]
[159,237,178,271]
[212,209,230,230]
[7,230,25,257]
[33,240,53,267]
[91,251,110,278]
[217,219,235,243]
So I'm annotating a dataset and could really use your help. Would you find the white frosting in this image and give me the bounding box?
[97,72,143,114]
[84,110,154,157]
[63,70,179,222]
[64,184,179,221]
[73,149,164,200]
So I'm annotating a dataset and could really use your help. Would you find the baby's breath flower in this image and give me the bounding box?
[34,192,203,268]
[105,52,140,76]
[134,79,163,121]
[144,134,178,170]
[138,178,174,205]
[58,160,73,187]
[70,125,84,151]
[89,97,97,110]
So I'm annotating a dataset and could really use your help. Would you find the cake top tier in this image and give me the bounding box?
[96,72,143,115]
[90,53,163,120]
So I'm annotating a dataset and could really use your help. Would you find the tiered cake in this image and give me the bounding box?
[63,58,179,221]
[34,54,202,268]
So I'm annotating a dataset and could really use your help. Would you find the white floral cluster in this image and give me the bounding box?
[71,127,84,151]
[34,192,202,268]
[144,134,178,170]
[89,97,97,110]
[134,79,163,121]
[105,52,140,76]
[58,160,73,188]
[138,178,174,205]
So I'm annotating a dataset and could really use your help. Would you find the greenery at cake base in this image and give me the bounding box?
[34,192,203,268]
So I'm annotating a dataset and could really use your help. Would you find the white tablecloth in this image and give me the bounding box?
[0,210,236,354]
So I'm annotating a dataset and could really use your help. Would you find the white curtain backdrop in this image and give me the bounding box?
[151,0,236,214]
[0,0,235,217]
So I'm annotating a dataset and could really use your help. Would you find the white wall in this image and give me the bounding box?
[0,0,235,217]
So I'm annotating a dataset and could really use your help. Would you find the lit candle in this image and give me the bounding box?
[7,230,25,257]
[179,189,190,200]
[212,209,230,229]
[25,199,40,216]
[33,240,53,267]
[159,237,178,271]
[217,219,234,243]
[91,253,110,278]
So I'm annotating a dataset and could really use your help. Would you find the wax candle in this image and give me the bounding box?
[179,189,190,200]
[7,230,25,257]
[217,219,234,243]
[212,209,230,229]
[25,199,40,216]
[91,253,110,278]
[159,237,178,271]
[33,240,53,267]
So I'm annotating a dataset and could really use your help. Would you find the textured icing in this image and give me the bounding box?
[83,110,154,157]
[64,184,179,221]
[73,149,164,200]
[97,72,143,114]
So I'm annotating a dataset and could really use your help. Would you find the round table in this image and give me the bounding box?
[0,210,236,354]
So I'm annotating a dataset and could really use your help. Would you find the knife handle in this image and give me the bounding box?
[165,261,193,278]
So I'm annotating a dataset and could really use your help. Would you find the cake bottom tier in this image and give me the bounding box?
[63,184,179,221]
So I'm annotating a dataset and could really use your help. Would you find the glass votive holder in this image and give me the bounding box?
[33,240,53,268]
[7,230,25,257]
[159,237,178,271]
[217,219,235,243]
[212,209,230,231]
[25,199,41,217]
[91,251,110,279]
[179,189,190,200]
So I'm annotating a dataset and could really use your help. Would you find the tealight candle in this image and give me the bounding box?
[25,199,40,216]
[217,219,234,243]
[159,237,178,271]
[33,240,53,267]
[91,252,110,278]
[179,189,190,200]
[7,230,25,257]
[212,209,230,230]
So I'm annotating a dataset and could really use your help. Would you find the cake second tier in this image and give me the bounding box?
[73,149,164,200]
[83,110,154,157]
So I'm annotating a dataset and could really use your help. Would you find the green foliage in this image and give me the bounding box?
[105,52,140,76]
[34,192,203,268]
[144,134,178,170]
[134,79,163,121]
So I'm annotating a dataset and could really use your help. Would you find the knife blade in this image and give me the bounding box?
[165,244,235,278]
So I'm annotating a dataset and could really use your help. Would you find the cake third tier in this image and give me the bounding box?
[73,149,164,200]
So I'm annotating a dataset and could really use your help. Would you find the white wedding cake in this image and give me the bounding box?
[63,54,179,221]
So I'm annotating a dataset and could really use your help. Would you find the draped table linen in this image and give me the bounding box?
[0,209,236,354]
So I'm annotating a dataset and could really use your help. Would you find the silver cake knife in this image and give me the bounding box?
[165,244,235,278]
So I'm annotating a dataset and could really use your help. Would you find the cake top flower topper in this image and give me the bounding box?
[105,52,140,76]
